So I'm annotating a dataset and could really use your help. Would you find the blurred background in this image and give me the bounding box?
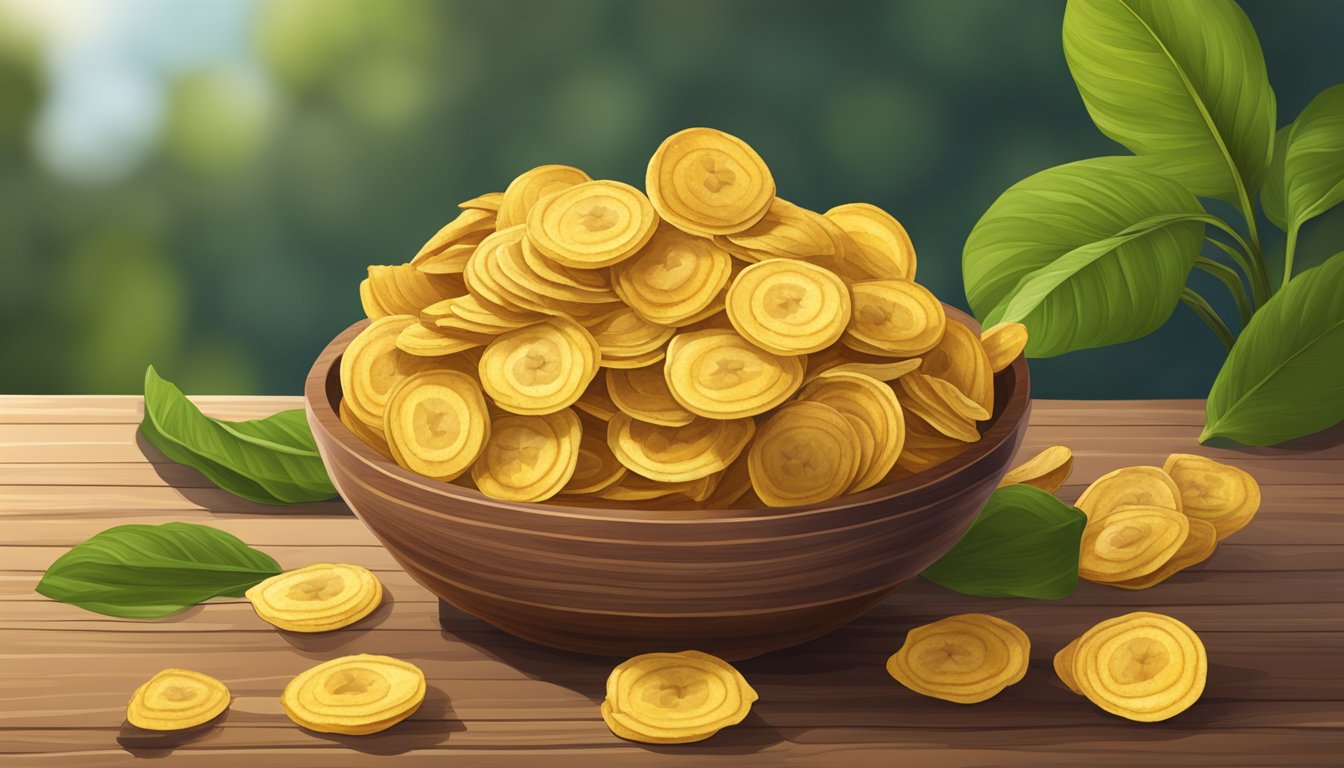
[0,0,1340,397]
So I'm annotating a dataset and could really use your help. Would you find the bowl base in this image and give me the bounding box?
[436,588,896,661]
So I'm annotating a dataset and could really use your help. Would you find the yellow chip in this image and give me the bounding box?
[896,372,988,442]
[1162,453,1260,540]
[800,370,906,493]
[395,321,489,357]
[803,345,923,384]
[603,651,757,744]
[611,222,733,325]
[664,329,804,419]
[699,451,754,509]
[605,364,695,427]
[646,127,775,236]
[471,409,581,502]
[981,322,1029,373]
[1075,465,1183,521]
[823,202,916,280]
[1053,636,1083,695]
[340,397,393,457]
[410,207,494,267]
[843,279,946,357]
[127,668,230,731]
[608,411,755,483]
[1070,612,1207,722]
[458,191,503,212]
[582,305,676,360]
[885,613,1029,704]
[422,294,537,335]
[361,264,465,319]
[1078,504,1190,584]
[749,401,860,506]
[526,179,658,269]
[591,472,714,503]
[998,445,1074,493]
[246,563,383,633]
[726,258,852,355]
[339,315,436,435]
[282,654,426,735]
[1110,517,1218,590]
[720,198,834,261]
[497,164,592,229]
[479,317,600,415]
[894,413,975,475]
[574,374,620,421]
[561,423,628,495]
[383,370,490,482]
[919,317,994,415]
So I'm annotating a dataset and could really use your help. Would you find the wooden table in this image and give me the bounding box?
[2,395,1341,766]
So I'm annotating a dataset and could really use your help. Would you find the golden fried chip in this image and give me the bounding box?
[1071,612,1207,722]
[919,317,994,415]
[1109,518,1218,590]
[497,164,591,229]
[894,413,974,475]
[726,258,851,354]
[127,669,230,731]
[411,208,495,267]
[896,372,987,442]
[1078,505,1190,584]
[471,409,581,502]
[699,451,754,509]
[980,322,1029,372]
[361,264,465,319]
[800,371,905,492]
[458,191,503,212]
[1162,453,1260,540]
[606,364,695,427]
[603,651,757,744]
[396,321,489,357]
[998,445,1074,493]
[383,370,490,482]
[561,423,628,495]
[479,317,600,414]
[1053,636,1083,695]
[526,179,657,269]
[664,329,804,419]
[749,401,860,506]
[339,398,393,457]
[612,223,733,325]
[843,279,946,357]
[246,563,383,633]
[719,198,834,261]
[282,654,426,735]
[608,411,755,483]
[823,202,916,281]
[646,127,775,236]
[574,375,619,421]
[885,613,1029,704]
[1075,466,1183,521]
[582,305,676,360]
[339,315,436,435]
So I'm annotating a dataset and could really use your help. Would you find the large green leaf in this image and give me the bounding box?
[963,157,1205,357]
[922,485,1086,600]
[1202,253,1344,445]
[140,366,337,504]
[1263,84,1344,232]
[1063,0,1276,204]
[35,522,282,618]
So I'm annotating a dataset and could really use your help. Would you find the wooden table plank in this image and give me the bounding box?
[0,395,1340,767]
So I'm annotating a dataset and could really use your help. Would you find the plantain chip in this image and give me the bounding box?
[980,322,1029,373]
[998,445,1074,493]
[664,329,804,419]
[1075,466,1183,521]
[1070,612,1207,722]
[608,411,754,483]
[602,650,757,744]
[1078,504,1190,584]
[646,127,775,236]
[471,409,581,502]
[526,179,658,269]
[126,668,230,731]
[885,613,1029,704]
[749,401,860,506]
[823,202,916,281]
[246,563,383,633]
[1162,453,1260,540]
[497,164,592,229]
[1109,517,1218,590]
[726,258,851,355]
[606,363,696,427]
[799,371,905,492]
[479,316,600,415]
[383,370,490,482]
[843,279,946,357]
[282,654,426,735]
[612,222,733,325]
[339,315,437,437]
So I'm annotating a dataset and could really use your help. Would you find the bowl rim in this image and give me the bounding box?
[305,307,1030,524]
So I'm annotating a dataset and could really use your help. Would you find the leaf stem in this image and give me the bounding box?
[1180,288,1235,351]
[1282,224,1300,290]
[1199,214,1269,307]
[1194,255,1252,327]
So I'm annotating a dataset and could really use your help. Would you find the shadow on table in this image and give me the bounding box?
[135,431,351,515]
[271,587,399,657]
[117,710,229,756]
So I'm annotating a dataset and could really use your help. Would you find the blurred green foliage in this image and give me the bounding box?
[0,0,1339,396]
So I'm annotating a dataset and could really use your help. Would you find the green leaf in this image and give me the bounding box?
[922,485,1086,600]
[35,522,282,618]
[1202,252,1344,445]
[1263,84,1344,232]
[140,365,337,505]
[1062,0,1276,204]
[963,157,1205,357]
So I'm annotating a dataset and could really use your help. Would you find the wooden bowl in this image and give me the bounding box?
[305,308,1030,660]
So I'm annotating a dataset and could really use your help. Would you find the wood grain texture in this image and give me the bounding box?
[0,393,1340,766]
